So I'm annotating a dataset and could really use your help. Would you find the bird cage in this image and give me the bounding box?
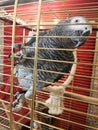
[0,0,98,130]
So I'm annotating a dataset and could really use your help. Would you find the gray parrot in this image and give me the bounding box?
[13,16,92,99]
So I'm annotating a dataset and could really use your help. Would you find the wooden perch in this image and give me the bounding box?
[38,89,98,105]
[0,9,32,30]
[64,91,98,104]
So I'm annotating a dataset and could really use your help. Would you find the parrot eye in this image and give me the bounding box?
[85,27,87,30]
[75,19,78,23]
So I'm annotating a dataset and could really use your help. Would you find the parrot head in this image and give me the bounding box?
[69,16,92,48]
[58,16,92,48]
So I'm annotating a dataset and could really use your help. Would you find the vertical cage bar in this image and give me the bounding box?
[9,0,18,129]
[23,28,26,43]
[0,20,4,85]
[86,30,98,130]
[30,0,42,130]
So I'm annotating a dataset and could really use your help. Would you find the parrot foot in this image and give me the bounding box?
[12,92,25,112]
[45,86,64,115]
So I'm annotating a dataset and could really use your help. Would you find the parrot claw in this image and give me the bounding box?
[12,92,25,112]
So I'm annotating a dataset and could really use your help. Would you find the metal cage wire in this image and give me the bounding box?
[0,0,98,130]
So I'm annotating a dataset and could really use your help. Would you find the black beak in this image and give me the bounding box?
[82,30,90,37]
[71,30,90,48]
